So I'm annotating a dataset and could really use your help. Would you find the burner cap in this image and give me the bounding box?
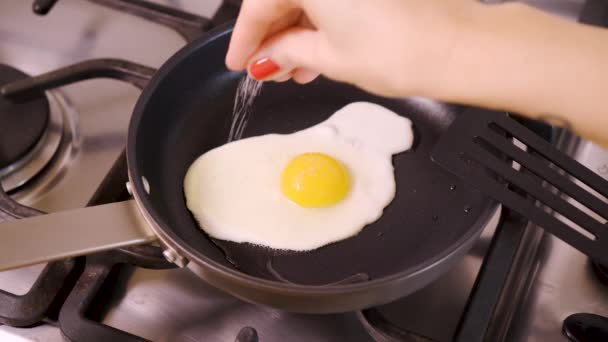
[0,65,49,171]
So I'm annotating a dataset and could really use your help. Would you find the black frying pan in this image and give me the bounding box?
[128,25,499,305]
[128,24,501,311]
[1,24,605,313]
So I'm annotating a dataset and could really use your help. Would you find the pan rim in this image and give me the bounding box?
[127,23,499,294]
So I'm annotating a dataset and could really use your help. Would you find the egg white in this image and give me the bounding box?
[183,102,414,251]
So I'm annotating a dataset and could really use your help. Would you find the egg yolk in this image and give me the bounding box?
[281,152,350,208]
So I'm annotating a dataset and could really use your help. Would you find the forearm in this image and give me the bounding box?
[432,2,608,146]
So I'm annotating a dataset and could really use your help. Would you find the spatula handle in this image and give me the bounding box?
[431,109,608,264]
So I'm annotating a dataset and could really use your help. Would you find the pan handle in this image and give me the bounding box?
[0,200,155,271]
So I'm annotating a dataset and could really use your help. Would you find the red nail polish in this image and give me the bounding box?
[249,57,280,80]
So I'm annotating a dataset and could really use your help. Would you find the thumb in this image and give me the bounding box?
[247,27,328,81]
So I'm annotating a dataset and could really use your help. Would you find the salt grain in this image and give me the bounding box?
[228,76,263,142]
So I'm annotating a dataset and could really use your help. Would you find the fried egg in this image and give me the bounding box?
[184,102,414,251]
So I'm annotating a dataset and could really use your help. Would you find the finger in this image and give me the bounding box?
[298,11,315,29]
[275,73,293,82]
[225,0,296,70]
[247,27,329,80]
[267,9,305,40]
[292,68,320,84]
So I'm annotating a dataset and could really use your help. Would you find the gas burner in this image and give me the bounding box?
[0,64,66,193]
[0,65,48,171]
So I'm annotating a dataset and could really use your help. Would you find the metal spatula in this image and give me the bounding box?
[431,108,608,264]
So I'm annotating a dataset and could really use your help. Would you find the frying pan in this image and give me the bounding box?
[0,24,605,313]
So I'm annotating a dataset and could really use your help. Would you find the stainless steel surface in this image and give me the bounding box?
[0,0,602,341]
[0,200,155,271]
[100,267,371,342]
[486,221,545,341]
[507,140,608,342]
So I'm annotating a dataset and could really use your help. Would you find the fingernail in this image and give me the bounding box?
[249,57,280,80]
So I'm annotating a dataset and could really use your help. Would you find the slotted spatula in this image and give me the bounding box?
[431,108,608,264]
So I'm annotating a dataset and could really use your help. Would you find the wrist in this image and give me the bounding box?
[406,0,490,98]
[423,2,591,116]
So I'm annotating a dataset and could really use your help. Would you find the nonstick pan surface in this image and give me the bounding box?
[127,26,498,311]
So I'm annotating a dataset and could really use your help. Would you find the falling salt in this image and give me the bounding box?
[228,76,263,142]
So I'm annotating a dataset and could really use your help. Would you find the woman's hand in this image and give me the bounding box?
[226,0,608,147]
[225,0,477,97]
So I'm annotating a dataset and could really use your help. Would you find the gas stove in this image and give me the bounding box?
[0,0,606,341]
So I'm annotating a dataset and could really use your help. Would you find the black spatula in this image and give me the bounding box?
[431,108,608,264]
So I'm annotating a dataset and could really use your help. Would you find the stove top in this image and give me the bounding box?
[0,0,605,341]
